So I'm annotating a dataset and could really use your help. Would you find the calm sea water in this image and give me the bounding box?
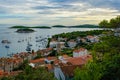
[0,25,101,57]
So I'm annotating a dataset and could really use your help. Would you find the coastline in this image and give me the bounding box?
[0,27,102,58]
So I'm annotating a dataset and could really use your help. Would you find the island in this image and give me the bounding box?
[30,26,51,29]
[10,25,99,29]
[16,28,35,33]
[10,26,51,29]
[52,24,99,28]
[52,25,66,28]
[69,24,99,28]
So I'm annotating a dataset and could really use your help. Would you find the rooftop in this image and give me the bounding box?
[73,48,86,53]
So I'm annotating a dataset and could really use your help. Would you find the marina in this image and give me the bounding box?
[0,25,101,57]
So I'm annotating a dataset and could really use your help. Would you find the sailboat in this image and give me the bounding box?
[5,45,10,49]
[26,47,31,51]
[26,42,32,52]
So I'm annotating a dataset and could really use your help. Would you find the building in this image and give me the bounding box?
[54,55,92,80]
[29,57,57,68]
[86,35,99,43]
[50,39,58,48]
[73,48,88,57]
[114,28,120,37]
[38,48,53,57]
[67,40,77,48]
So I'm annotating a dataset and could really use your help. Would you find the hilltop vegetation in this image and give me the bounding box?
[52,24,99,28]
[74,16,120,80]
[53,30,111,39]
[0,65,56,80]
[69,24,99,28]
[16,28,35,33]
[74,35,120,80]
[99,16,120,28]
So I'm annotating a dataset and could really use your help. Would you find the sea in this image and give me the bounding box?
[0,24,101,57]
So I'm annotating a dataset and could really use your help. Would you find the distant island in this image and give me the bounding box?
[10,26,51,29]
[10,24,99,29]
[69,24,99,28]
[16,28,35,33]
[52,25,66,28]
[52,24,99,28]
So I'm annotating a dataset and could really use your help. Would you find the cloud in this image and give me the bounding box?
[0,0,120,25]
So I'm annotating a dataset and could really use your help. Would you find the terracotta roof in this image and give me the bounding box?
[30,57,57,63]
[0,70,4,75]
[46,64,53,71]
[59,55,92,77]
[67,57,85,65]
[87,35,94,38]
[39,48,53,53]
[68,39,76,42]
[61,65,82,77]
[30,58,45,63]
[51,38,57,42]
[73,48,86,53]
[62,55,71,59]
[0,71,22,77]
[47,57,57,61]
[54,59,60,65]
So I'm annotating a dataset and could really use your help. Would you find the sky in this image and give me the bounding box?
[0,0,120,26]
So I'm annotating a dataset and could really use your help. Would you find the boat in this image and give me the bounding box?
[18,40,21,43]
[26,46,31,52]
[5,45,10,48]
[27,42,32,46]
[1,40,11,44]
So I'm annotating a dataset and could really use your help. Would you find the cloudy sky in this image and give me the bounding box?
[0,0,120,26]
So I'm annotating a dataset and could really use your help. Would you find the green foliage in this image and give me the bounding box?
[46,38,51,48]
[16,28,35,33]
[13,60,29,71]
[99,20,109,28]
[99,16,120,28]
[74,36,120,80]
[1,65,56,80]
[49,50,57,56]
[53,30,109,39]
[74,62,102,80]
[52,24,99,28]
[70,24,99,28]
[61,48,73,56]
[74,67,82,80]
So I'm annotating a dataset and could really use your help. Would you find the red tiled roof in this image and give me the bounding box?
[73,48,86,53]
[87,35,94,38]
[61,65,82,77]
[54,59,60,65]
[30,57,57,63]
[67,57,85,65]
[62,55,71,59]
[46,64,53,71]
[47,57,57,60]
[69,39,76,42]
[59,55,92,77]
[0,70,4,75]
[30,58,45,63]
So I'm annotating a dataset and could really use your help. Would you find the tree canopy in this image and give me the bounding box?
[99,16,120,28]
[74,36,120,80]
